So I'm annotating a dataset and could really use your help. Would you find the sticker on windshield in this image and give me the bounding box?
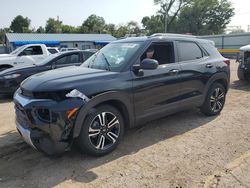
[122,44,138,48]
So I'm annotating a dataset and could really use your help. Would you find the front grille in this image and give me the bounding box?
[21,87,70,101]
[33,90,70,101]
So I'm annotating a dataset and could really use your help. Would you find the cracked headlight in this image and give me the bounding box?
[3,73,21,79]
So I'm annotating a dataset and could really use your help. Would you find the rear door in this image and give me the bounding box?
[176,40,213,106]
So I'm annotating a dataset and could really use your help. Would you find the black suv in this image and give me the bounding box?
[14,34,230,156]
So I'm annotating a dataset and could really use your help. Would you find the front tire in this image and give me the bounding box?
[200,83,226,116]
[237,65,248,80]
[0,65,13,72]
[77,105,124,156]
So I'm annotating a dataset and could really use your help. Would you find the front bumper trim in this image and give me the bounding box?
[16,121,36,149]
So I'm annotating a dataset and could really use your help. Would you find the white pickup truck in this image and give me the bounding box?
[0,44,52,71]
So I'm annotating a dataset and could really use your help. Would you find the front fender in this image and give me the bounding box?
[0,58,16,66]
[73,91,134,138]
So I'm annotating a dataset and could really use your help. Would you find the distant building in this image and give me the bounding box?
[0,44,7,54]
[200,32,250,58]
[4,33,117,52]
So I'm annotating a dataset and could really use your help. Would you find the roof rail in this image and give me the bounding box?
[150,33,197,38]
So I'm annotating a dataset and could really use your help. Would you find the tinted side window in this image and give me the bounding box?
[178,41,203,61]
[22,46,43,56]
[48,49,58,54]
[69,53,80,63]
[140,42,175,65]
[83,52,94,61]
[55,55,68,65]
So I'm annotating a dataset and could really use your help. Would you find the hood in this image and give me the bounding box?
[0,54,16,61]
[0,64,36,75]
[0,54,15,58]
[0,54,12,57]
[21,66,118,92]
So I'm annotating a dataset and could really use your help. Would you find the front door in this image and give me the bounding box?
[132,42,182,124]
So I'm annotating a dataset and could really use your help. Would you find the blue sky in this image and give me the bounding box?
[0,0,249,30]
[0,0,158,28]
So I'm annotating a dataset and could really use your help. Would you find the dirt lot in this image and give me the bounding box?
[0,61,250,188]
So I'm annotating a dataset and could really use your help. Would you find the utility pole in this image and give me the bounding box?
[165,13,168,33]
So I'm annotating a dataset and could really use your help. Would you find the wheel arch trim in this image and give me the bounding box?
[203,72,229,101]
[73,91,134,138]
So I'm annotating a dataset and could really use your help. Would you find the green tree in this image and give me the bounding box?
[36,26,45,33]
[142,15,164,35]
[176,0,234,35]
[127,21,141,35]
[45,18,62,33]
[62,25,79,33]
[80,14,106,33]
[10,15,31,33]
[154,0,189,32]
[114,25,129,38]
[104,24,116,36]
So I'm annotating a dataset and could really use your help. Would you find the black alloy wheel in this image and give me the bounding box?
[209,87,225,113]
[88,112,120,150]
[77,105,124,156]
[201,83,226,116]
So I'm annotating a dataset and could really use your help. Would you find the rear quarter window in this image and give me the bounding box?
[177,41,203,62]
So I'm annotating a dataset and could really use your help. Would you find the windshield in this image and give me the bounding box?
[10,46,27,55]
[82,42,142,71]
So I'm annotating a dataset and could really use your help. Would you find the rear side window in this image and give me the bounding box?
[48,49,58,54]
[178,41,203,62]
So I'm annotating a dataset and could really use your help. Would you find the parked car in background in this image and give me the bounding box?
[237,45,250,80]
[0,50,95,96]
[84,49,99,53]
[60,48,79,52]
[14,34,230,156]
[47,47,59,54]
[0,44,52,71]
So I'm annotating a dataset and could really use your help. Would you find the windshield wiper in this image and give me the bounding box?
[101,53,111,71]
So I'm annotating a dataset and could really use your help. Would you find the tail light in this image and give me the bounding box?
[224,59,230,66]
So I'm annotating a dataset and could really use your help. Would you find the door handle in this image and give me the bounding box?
[169,69,179,74]
[206,63,213,68]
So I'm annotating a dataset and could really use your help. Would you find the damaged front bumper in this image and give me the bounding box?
[14,90,87,155]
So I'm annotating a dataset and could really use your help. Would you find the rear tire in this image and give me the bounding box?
[77,105,124,156]
[200,83,226,116]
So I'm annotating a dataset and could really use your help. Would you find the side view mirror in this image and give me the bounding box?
[133,58,159,71]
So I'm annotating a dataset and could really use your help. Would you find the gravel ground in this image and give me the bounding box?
[0,61,250,188]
